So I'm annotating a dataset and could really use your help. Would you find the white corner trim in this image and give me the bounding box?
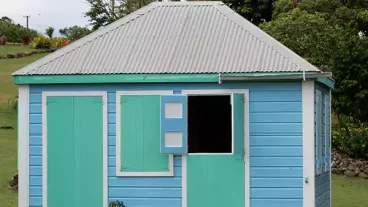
[181,89,250,207]
[182,155,187,207]
[115,90,175,177]
[18,85,30,207]
[302,81,315,207]
[42,91,108,207]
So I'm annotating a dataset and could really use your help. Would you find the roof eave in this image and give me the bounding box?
[13,72,334,89]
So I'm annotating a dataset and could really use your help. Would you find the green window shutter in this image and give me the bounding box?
[120,95,169,172]
[232,93,245,159]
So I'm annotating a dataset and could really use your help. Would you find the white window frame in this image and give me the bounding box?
[42,91,108,207]
[116,90,174,177]
[182,89,249,156]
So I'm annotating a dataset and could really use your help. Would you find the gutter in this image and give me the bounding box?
[220,72,332,82]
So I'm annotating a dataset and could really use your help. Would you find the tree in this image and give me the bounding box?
[223,0,275,25]
[0,21,38,43]
[45,26,54,38]
[331,36,368,124]
[260,0,368,124]
[0,16,13,24]
[260,9,339,70]
[84,0,277,30]
[59,26,92,41]
[85,0,155,30]
[272,0,294,19]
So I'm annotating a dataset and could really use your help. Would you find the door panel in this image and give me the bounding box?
[187,156,245,207]
[47,96,103,207]
[47,96,74,207]
[187,93,246,207]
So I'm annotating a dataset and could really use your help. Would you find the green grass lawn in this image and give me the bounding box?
[332,175,368,207]
[0,51,368,207]
[0,46,36,56]
[0,54,48,207]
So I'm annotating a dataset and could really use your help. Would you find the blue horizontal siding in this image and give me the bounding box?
[28,82,303,207]
[250,136,302,146]
[251,178,302,188]
[251,188,302,198]
[250,167,302,178]
[108,198,181,207]
[250,157,302,167]
[251,199,302,207]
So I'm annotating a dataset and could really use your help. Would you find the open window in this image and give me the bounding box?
[160,93,245,155]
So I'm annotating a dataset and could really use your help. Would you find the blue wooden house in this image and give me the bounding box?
[13,1,334,207]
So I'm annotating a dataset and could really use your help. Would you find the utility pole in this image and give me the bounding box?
[23,15,30,29]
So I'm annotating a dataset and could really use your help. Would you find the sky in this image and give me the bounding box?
[0,0,91,36]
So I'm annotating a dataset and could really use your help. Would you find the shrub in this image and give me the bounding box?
[109,200,126,207]
[332,127,368,158]
[8,96,18,110]
[31,36,53,49]
[22,35,30,45]
[52,37,69,49]
[0,34,7,45]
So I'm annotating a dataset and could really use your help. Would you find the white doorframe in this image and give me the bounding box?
[42,91,108,207]
[181,89,250,207]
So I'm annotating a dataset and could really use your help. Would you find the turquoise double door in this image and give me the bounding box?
[46,96,104,207]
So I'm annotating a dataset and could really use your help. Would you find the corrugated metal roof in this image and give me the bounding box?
[12,1,320,76]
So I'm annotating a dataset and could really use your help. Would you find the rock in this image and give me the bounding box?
[332,168,341,174]
[0,126,14,129]
[331,161,336,168]
[7,54,15,58]
[355,167,361,175]
[348,165,354,170]
[344,170,357,177]
[359,172,368,179]
[8,173,18,192]
[364,168,368,174]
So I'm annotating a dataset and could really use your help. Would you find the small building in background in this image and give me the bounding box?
[13,2,334,207]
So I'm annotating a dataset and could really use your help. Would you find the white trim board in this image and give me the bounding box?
[302,81,315,207]
[115,90,174,177]
[18,85,30,207]
[42,91,108,207]
[182,155,187,207]
[181,89,250,207]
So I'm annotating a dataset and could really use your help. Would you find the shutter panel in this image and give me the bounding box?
[160,95,188,154]
[325,95,330,172]
[316,90,323,175]
[232,93,245,160]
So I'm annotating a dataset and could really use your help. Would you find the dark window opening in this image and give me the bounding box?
[188,95,232,153]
